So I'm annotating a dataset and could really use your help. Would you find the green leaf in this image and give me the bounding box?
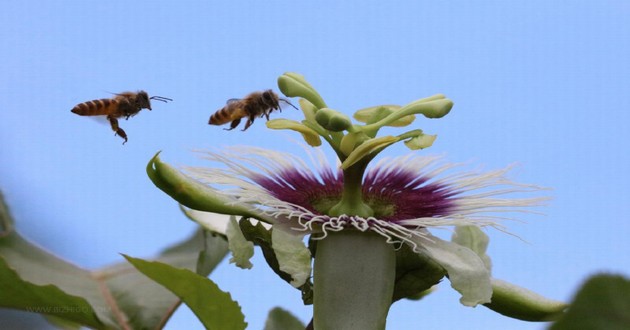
[277,72,327,109]
[263,307,305,330]
[0,191,14,237]
[124,255,247,330]
[550,274,628,329]
[0,190,229,330]
[99,228,228,329]
[0,257,104,329]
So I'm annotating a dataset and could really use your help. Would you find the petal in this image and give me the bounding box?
[181,208,230,236]
[226,216,254,269]
[271,228,312,287]
[410,231,492,306]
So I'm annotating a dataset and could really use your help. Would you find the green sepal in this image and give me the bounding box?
[392,243,446,302]
[277,73,327,109]
[266,119,322,146]
[484,279,567,321]
[147,152,267,221]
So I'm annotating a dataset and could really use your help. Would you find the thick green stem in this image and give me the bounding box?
[313,231,396,330]
[328,161,373,218]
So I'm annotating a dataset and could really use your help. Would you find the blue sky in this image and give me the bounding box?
[1,1,629,329]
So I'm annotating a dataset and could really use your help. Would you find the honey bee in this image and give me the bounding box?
[71,91,172,144]
[209,89,297,131]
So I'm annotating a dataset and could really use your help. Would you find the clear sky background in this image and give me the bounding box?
[1,1,629,329]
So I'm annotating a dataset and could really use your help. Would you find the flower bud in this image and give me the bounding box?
[315,108,352,132]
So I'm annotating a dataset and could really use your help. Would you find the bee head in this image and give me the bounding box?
[261,90,279,108]
[136,91,152,110]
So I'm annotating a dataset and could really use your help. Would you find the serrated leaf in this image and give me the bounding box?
[0,189,228,330]
[124,255,247,330]
[550,274,628,329]
[98,229,228,329]
[263,307,305,330]
[0,257,104,329]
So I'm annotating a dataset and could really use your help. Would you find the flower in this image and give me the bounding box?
[147,73,566,328]
[153,145,546,307]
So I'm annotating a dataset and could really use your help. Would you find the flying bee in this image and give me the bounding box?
[71,91,172,144]
[209,89,298,131]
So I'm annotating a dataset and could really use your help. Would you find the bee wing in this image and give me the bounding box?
[226,98,241,104]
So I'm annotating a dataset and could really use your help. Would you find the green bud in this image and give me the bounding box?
[277,73,327,109]
[315,108,353,132]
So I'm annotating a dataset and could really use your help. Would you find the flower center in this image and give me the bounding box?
[252,167,456,222]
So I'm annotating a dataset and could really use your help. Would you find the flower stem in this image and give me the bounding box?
[313,231,396,330]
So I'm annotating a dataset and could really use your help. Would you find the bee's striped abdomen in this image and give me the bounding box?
[71,98,118,116]
[209,108,234,125]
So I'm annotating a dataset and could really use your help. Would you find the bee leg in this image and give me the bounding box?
[241,117,255,131]
[108,116,128,144]
[224,118,241,131]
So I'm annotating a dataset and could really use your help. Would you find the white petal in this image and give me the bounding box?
[182,208,230,235]
[410,231,492,306]
[272,228,312,287]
